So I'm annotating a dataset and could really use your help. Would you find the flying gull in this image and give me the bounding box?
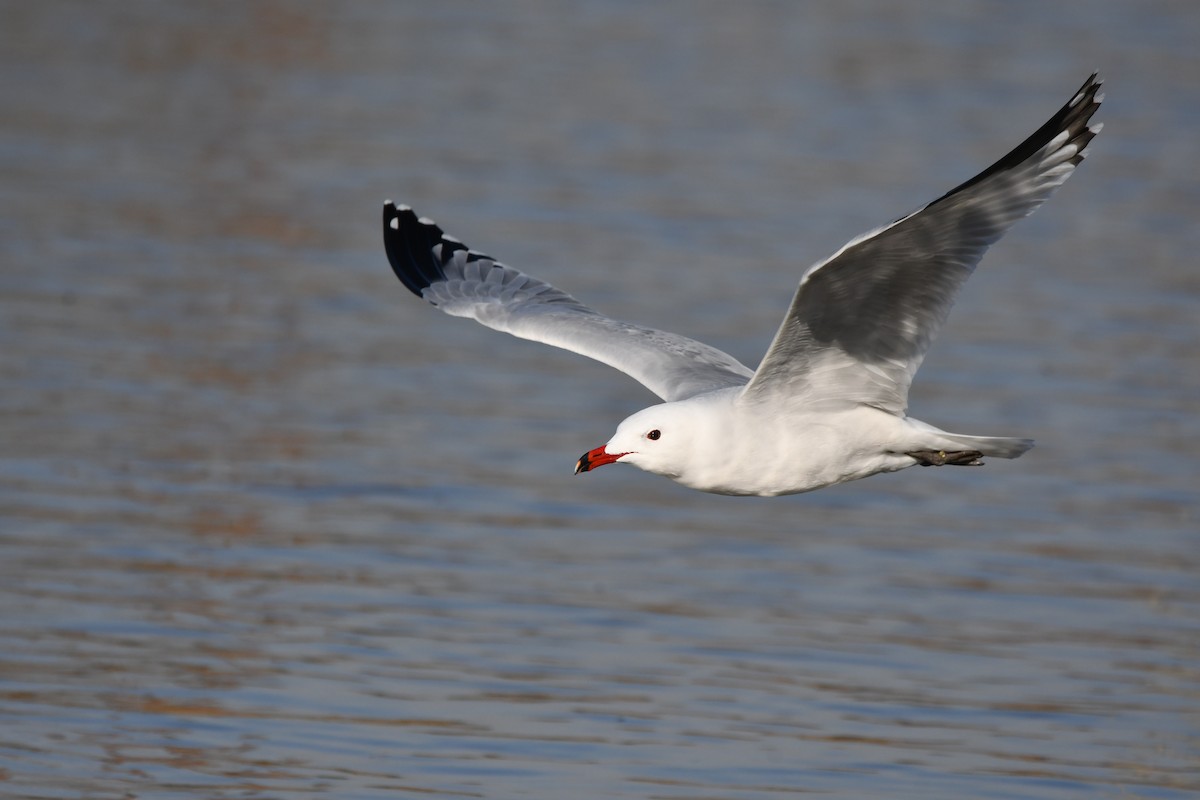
[383,74,1103,496]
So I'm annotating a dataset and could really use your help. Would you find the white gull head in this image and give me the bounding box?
[575,398,709,485]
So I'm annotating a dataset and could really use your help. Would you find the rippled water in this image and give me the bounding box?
[2,3,1198,798]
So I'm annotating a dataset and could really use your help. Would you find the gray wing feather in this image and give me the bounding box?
[384,203,753,402]
[741,74,1103,414]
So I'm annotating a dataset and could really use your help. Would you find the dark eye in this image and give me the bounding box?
[646,429,661,440]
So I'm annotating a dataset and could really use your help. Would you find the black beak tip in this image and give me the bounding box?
[574,453,590,475]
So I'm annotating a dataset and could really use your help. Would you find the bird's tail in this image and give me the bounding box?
[936,433,1035,459]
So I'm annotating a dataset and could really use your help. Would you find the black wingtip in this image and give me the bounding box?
[383,202,467,297]
[930,73,1104,207]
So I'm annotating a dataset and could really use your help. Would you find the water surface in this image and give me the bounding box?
[2,3,1197,798]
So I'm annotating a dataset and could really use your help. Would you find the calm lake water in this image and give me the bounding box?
[2,3,1197,798]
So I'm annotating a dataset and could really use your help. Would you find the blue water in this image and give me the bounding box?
[1,2,1197,798]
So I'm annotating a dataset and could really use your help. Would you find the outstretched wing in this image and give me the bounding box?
[383,202,754,402]
[741,74,1103,414]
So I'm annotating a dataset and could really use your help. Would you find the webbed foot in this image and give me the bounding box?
[907,449,985,467]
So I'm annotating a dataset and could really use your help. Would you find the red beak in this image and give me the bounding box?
[574,445,629,475]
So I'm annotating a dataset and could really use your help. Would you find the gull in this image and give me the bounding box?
[383,74,1102,496]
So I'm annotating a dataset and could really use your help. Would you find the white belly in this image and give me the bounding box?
[677,405,918,497]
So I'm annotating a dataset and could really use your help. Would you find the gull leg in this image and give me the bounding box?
[907,449,985,467]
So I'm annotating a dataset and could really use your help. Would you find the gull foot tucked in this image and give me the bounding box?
[907,450,985,467]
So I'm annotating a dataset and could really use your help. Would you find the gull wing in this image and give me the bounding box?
[740,74,1103,413]
[383,202,754,402]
